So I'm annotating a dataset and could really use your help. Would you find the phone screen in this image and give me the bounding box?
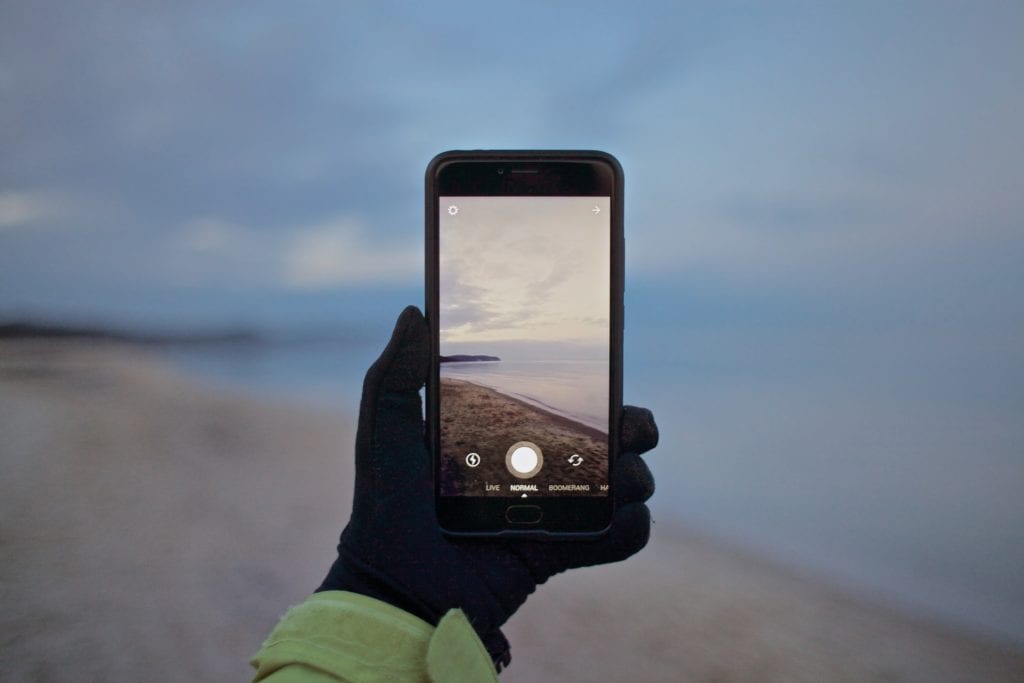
[437,195,611,499]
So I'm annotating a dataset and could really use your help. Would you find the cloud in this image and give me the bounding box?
[0,190,68,229]
[167,214,420,290]
[179,217,244,253]
[280,217,420,289]
[438,197,610,347]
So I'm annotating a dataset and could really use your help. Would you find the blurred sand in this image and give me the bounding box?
[1,342,1022,682]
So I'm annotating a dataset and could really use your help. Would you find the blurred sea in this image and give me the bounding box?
[167,332,1024,649]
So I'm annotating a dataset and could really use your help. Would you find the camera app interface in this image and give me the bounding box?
[439,196,610,498]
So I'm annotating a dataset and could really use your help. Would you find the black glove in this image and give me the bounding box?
[318,306,658,671]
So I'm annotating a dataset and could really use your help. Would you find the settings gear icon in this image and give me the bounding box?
[447,205,459,215]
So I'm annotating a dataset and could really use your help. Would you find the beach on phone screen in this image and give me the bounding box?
[438,196,612,496]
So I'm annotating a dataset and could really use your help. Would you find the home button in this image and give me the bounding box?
[505,505,543,524]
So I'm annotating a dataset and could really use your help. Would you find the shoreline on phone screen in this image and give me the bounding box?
[439,377,607,496]
[440,358,608,432]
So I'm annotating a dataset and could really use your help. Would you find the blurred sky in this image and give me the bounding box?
[2,0,1024,641]
[2,1,1020,336]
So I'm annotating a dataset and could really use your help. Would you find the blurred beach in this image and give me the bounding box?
[2,340,1022,682]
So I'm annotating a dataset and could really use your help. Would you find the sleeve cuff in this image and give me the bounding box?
[251,591,497,683]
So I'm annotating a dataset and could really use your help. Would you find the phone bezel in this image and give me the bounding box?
[425,150,624,537]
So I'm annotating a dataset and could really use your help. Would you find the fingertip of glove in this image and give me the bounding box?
[369,306,429,394]
[392,305,428,349]
[397,304,426,327]
[607,502,651,561]
[612,452,655,505]
[621,405,658,454]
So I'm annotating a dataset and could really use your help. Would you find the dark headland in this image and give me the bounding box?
[0,320,261,346]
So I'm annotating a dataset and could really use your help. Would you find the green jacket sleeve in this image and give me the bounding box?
[251,591,498,683]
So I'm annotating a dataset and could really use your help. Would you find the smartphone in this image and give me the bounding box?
[426,150,624,536]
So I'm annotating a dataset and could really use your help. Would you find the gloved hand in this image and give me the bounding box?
[318,306,658,671]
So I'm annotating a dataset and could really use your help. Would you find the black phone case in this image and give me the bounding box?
[426,150,624,538]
